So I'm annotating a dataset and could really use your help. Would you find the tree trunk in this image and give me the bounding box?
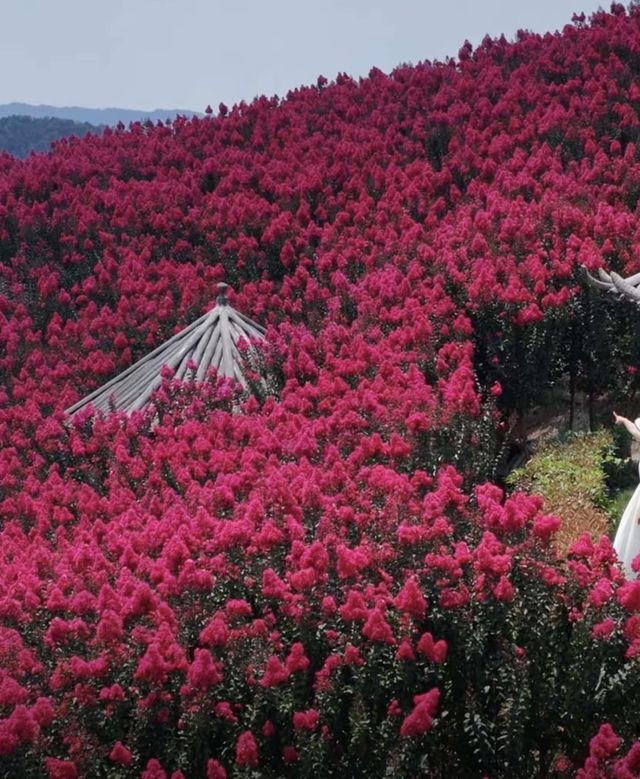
[513,407,526,443]
[569,370,575,431]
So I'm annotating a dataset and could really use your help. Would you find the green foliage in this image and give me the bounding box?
[472,275,640,424]
[564,280,640,410]
[507,430,616,510]
[506,430,626,545]
[414,391,506,488]
[472,303,568,416]
[606,487,636,536]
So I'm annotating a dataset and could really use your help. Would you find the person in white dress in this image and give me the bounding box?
[612,412,640,577]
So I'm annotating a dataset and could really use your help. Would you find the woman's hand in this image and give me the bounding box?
[613,412,640,442]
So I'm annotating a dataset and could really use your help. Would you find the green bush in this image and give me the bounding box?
[506,430,625,544]
[507,431,616,507]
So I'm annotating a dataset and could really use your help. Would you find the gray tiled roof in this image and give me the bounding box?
[65,283,266,418]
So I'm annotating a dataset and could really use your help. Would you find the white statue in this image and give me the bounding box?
[612,412,640,577]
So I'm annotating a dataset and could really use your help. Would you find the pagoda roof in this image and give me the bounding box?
[65,283,265,418]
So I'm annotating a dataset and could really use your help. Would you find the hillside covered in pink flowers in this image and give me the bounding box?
[4,5,640,777]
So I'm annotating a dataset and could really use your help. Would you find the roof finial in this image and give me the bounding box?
[217,282,230,305]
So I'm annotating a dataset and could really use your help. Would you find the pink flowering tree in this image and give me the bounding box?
[1,5,640,778]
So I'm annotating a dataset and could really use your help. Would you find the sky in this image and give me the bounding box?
[0,0,609,112]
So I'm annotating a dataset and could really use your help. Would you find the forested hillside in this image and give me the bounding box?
[0,102,202,125]
[0,115,103,158]
[2,6,640,777]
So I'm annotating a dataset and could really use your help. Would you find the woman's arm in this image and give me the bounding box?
[613,412,640,442]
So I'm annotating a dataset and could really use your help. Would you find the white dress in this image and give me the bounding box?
[614,459,640,578]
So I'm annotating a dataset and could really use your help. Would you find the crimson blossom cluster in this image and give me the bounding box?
[3,4,640,777]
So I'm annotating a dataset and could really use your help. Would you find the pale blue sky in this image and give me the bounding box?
[1,0,607,111]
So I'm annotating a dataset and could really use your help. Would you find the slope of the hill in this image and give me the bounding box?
[2,8,640,419]
[0,115,105,158]
[2,6,640,778]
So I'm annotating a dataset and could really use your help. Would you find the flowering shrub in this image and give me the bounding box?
[2,4,640,777]
[0,380,638,777]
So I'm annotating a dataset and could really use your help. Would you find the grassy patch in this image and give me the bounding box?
[507,430,623,550]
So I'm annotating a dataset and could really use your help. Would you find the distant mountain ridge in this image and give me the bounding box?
[0,115,104,158]
[0,102,203,126]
